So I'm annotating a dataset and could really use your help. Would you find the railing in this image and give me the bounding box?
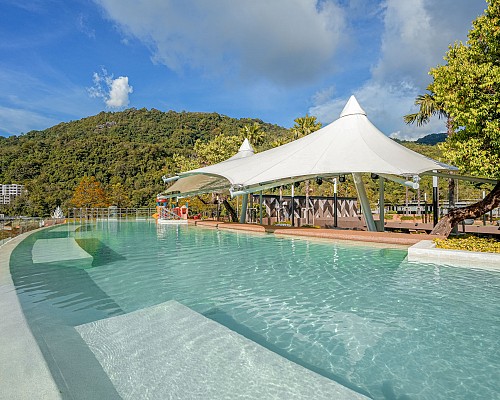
[0,208,158,247]
[67,207,157,221]
[159,208,182,220]
[0,217,65,247]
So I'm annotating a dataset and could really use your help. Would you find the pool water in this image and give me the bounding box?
[10,222,500,399]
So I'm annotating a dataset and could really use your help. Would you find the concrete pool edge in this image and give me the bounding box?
[0,228,63,400]
[408,240,500,271]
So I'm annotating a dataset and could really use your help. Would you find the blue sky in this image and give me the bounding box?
[0,0,486,139]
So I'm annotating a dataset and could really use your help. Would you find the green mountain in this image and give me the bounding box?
[0,108,287,215]
[416,133,447,145]
[3,108,470,217]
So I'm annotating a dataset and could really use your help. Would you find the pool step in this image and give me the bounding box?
[76,300,369,399]
[32,237,93,267]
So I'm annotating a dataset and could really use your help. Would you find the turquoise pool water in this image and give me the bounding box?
[10,222,500,399]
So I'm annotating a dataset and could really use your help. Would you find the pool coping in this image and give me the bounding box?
[0,228,63,400]
[408,240,500,271]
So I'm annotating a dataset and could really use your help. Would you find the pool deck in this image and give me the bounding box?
[0,229,62,400]
[191,220,435,246]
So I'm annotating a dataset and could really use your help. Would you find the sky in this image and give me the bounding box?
[0,0,487,140]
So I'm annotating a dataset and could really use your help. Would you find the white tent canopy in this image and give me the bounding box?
[161,96,454,198]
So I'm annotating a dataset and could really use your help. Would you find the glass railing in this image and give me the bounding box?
[0,217,65,246]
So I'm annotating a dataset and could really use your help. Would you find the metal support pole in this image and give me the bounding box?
[379,176,385,232]
[352,173,377,232]
[239,194,248,224]
[259,191,263,225]
[291,184,295,227]
[433,173,439,227]
[333,178,338,228]
[482,190,486,225]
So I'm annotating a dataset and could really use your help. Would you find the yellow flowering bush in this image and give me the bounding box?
[434,235,500,253]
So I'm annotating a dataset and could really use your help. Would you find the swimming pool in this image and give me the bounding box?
[10,222,500,399]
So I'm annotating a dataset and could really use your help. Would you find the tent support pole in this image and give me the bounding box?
[259,191,263,225]
[378,177,385,232]
[239,194,248,224]
[333,178,338,228]
[352,173,377,232]
[433,172,439,226]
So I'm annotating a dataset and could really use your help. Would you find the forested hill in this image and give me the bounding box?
[0,108,288,215]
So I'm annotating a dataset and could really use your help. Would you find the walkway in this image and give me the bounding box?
[192,220,436,246]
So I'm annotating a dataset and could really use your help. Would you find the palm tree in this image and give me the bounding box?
[403,91,453,137]
[404,88,456,227]
[290,114,322,224]
[291,114,322,140]
[239,122,264,147]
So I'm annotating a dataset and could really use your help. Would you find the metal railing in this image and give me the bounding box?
[159,208,182,220]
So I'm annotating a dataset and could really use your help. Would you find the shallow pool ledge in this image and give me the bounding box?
[76,301,370,400]
[0,229,63,400]
[408,240,500,271]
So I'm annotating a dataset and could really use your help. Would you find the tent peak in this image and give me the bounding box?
[239,138,254,154]
[225,138,255,161]
[340,95,366,118]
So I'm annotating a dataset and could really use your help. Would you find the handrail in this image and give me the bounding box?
[160,208,182,220]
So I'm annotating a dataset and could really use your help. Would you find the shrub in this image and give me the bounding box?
[273,221,291,226]
[434,235,500,253]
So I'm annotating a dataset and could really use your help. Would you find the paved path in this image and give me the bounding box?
[192,220,435,246]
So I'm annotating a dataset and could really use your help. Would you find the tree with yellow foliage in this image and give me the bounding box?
[70,176,109,208]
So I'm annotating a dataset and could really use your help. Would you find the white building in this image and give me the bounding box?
[0,184,25,204]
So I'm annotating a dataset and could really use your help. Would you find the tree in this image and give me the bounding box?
[239,123,264,147]
[404,87,456,222]
[290,114,322,140]
[109,182,131,208]
[403,89,453,136]
[170,134,243,221]
[290,114,322,223]
[426,0,500,236]
[70,176,109,208]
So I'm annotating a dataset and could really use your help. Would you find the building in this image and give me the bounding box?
[0,184,25,205]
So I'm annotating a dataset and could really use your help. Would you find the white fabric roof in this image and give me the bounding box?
[165,138,255,196]
[162,96,454,198]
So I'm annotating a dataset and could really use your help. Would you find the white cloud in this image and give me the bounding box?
[106,76,133,108]
[88,68,133,108]
[0,66,101,135]
[95,0,346,85]
[0,106,59,136]
[372,0,485,88]
[309,0,485,140]
[77,14,96,39]
[309,80,446,140]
